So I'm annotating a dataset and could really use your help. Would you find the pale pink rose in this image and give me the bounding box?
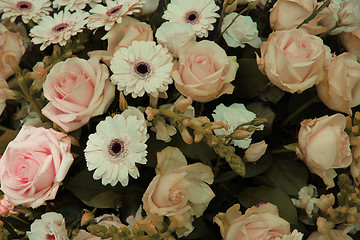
[214,203,292,240]
[172,40,239,102]
[270,0,327,35]
[42,57,115,132]
[142,146,215,237]
[340,26,360,61]
[257,29,326,93]
[0,125,74,208]
[0,78,17,116]
[244,140,268,162]
[89,16,153,66]
[27,212,68,240]
[298,114,352,189]
[0,23,25,79]
[320,0,360,35]
[316,52,360,115]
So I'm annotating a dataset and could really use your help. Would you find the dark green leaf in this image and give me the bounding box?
[264,157,308,196]
[183,217,210,239]
[238,185,298,226]
[233,59,269,99]
[244,151,272,178]
[0,129,18,154]
[65,170,124,208]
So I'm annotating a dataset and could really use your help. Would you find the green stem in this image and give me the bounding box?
[284,96,317,125]
[318,22,339,38]
[0,125,12,132]
[17,75,47,122]
[272,148,294,154]
[220,4,255,36]
[296,0,331,29]
[8,214,30,225]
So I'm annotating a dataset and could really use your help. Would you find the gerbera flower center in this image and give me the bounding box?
[52,23,70,33]
[185,11,199,24]
[108,139,124,157]
[107,5,123,16]
[16,1,32,10]
[134,62,151,77]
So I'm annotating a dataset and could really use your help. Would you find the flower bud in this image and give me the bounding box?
[244,141,267,162]
[174,96,192,114]
[180,127,193,144]
[81,210,95,226]
[231,130,252,140]
[0,205,9,217]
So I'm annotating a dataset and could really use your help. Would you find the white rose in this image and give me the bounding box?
[221,13,262,48]
[155,22,196,58]
[27,212,68,240]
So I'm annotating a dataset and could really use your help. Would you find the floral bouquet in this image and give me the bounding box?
[0,0,360,239]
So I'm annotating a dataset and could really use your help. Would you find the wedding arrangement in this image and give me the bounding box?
[0,0,360,239]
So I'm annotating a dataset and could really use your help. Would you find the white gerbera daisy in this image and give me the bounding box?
[0,0,52,24]
[29,10,89,51]
[53,0,102,12]
[162,0,220,38]
[87,0,144,31]
[110,40,173,98]
[85,114,148,187]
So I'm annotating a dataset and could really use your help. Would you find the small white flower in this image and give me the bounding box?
[27,212,68,240]
[291,185,319,218]
[212,103,263,149]
[275,230,304,240]
[110,40,173,98]
[53,0,102,12]
[0,0,52,23]
[155,22,196,58]
[85,113,148,186]
[30,10,89,50]
[221,13,262,48]
[87,0,144,31]
[162,0,220,38]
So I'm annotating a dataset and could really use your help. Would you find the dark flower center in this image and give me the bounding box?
[107,5,123,16]
[46,234,55,240]
[17,1,32,10]
[108,139,124,156]
[134,61,151,77]
[52,23,69,33]
[185,11,199,23]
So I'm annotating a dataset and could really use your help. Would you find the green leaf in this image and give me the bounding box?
[0,129,18,154]
[244,151,272,178]
[170,133,217,166]
[264,157,308,196]
[238,185,298,226]
[65,170,124,208]
[232,59,269,99]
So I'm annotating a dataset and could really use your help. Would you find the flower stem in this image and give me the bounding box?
[296,0,331,29]
[17,74,47,122]
[220,4,256,36]
[284,96,318,125]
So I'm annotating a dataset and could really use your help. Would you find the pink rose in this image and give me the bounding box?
[269,0,327,35]
[0,23,25,79]
[89,16,153,66]
[172,40,239,102]
[214,203,291,240]
[42,57,115,132]
[298,114,352,189]
[0,125,74,208]
[340,26,360,61]
[257,29,326,93]
[142,146,215,237]
[316,52,360,115]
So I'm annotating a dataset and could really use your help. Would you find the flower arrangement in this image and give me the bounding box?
[0,0,360,239]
